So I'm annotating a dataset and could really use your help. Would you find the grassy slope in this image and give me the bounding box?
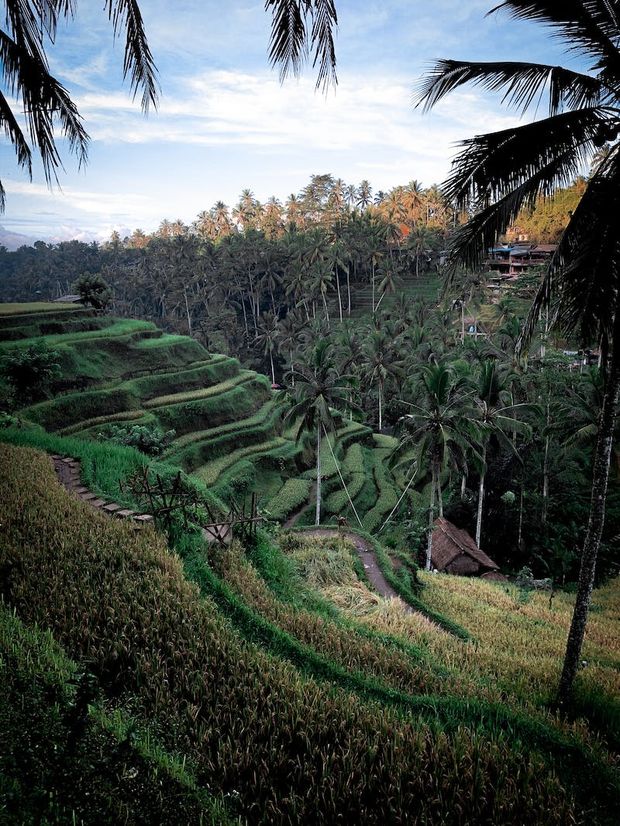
[2,442,611,825]
[0,603,233,825]
[0,308,406,527]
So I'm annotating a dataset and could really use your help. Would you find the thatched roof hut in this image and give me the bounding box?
[431,517,505,579]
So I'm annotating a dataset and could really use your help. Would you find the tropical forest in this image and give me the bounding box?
[0,2,618,825]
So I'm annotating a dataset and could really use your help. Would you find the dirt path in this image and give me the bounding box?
[293,526,422,615]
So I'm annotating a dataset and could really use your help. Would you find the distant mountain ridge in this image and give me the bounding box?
[0,225,36,251]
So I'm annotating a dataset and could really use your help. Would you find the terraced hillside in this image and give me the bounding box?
[349,270,441,317]
[1,304,403,521]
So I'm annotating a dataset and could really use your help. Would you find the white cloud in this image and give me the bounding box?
[74,69,520,183]
[4,180,160,220]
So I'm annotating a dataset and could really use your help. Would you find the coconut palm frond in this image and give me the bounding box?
[565,422,598,445]
[0,30,89,184]
[490,1,620,75]
[445,107,615,208]
[417,59,605,117]
[105,0,159,111]
[266,0,337,90]
[309,0,338,90]
[4,0,49,63]
[443,177,546,276]
[0,88,32,174]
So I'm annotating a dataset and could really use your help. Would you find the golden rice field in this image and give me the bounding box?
[276,533,620,729]
[1,442,618,824]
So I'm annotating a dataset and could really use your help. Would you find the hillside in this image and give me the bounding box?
[1,441,618,824]
[0,303,404,525]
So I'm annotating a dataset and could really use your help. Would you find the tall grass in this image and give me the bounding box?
[0,603,234,824]
[0,425,223,511]
[1,442,601,825]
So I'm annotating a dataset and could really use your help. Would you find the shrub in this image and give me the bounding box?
[100,422,176,456]
[73,273,112,309]
[0,341,61,405]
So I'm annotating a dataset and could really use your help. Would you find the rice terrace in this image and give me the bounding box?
[1,1,619,824]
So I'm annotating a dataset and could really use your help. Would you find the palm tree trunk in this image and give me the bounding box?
[374,289,387,311]
[335,269,343,322]
[378,382,383,431]
[346,267,351,316]
[290,348,295,388]
[240,296,249,340]
[270,351,275,385]
[372,262,376,312]
[315,421,322,526]
[437,476,443,519]
[321,291,330,325]
[475,444,487,548]
[302,298,310,322]
[518,484,524,551]
[557,335,620,707]
[183,288,193,336]
[542,433,550,524]
[432,455,444,519]
[426,470,436,571]
[461,473,467,500]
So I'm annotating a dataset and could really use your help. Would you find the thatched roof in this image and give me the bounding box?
[431,517,500,573]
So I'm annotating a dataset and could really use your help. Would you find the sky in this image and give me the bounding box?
[0,0,577,245]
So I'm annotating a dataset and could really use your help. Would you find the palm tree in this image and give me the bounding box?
[395,363,477,570]
[277,309,306,386]
[256,311,280,384]
[0,0,158,209]
[361,329,403,431]
[286,340,354,525]
[472,361,533,548]
[357,179,373,211]
[418,0,620,706]
[3,2,338,209]
[373,260,400,312]
[266,1,338,91]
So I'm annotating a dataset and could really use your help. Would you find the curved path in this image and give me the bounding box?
[289,526,436,625]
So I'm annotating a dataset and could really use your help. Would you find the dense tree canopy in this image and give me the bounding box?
[418,0,620,705]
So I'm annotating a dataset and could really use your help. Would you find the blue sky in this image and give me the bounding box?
[0,0,576,244]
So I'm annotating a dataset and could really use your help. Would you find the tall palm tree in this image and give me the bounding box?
[396,363,478,570]
[286,339,354,525]
[256,311,280,384]
[357,179,373,211]
[472,361,533,547]
[361,328,403,431]
[418,0,620,706]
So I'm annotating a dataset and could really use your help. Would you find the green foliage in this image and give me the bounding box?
[144,369,256,408]
[0,425,223,513]
[0,604,233,825]
[266,477,313,520]
[73,273,112,309]
[362,455,400,534]
[0,341,61,406]
[2,443,620,824]
[24,386,141,431]
[0,318,157,351]
[100,422,176,456]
